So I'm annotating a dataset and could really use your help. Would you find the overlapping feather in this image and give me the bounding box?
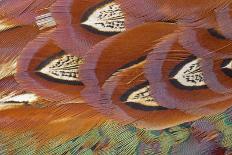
[0,0,232,154]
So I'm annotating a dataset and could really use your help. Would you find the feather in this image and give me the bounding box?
[0,75,50,110]
[0,1,58,80]
[198,50,232,97]
[145,27,232,114]
[101,60,201,130]
[80,21,232,130]
[0,25,41,80]
[115,0,232,28]
[0,103,106,153]
[80,22,207,129]
[1,1,232,154]
[93,56,230,130]
[0,0,56,27]
[50,0,126,54]
[214,3,232,39]
[80,22,177,108]
[16,31,85,102]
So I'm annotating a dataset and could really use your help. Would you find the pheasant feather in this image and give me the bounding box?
[0,0,232,154]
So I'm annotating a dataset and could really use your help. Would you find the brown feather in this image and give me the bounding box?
[16,31,85,102]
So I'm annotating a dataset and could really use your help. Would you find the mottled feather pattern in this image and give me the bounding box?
[0,0,232,154]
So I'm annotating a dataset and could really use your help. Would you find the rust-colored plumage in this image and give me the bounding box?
[0,0,232,154]
[16,31,85,102]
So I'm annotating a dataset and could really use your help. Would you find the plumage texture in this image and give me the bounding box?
[0,0,232,154]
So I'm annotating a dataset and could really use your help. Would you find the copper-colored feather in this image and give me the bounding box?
[0,26,41,80]
[145,28,232,114]
[80,22,177,110]
[0,103,106,152]
[16,31,85,102]
[115,0,232,28]
[0,75,51,109]
[101,61,201,130]
[50,0,125,54]
[0,1,232,154]
[0,0,56,27]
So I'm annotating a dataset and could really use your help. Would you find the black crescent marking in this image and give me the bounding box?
[208,28,226,40]
[36,51,84,85]
[169,55,207,90]
[120,81,168,111]
[80,0,124,36]
[221,59,232,78]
